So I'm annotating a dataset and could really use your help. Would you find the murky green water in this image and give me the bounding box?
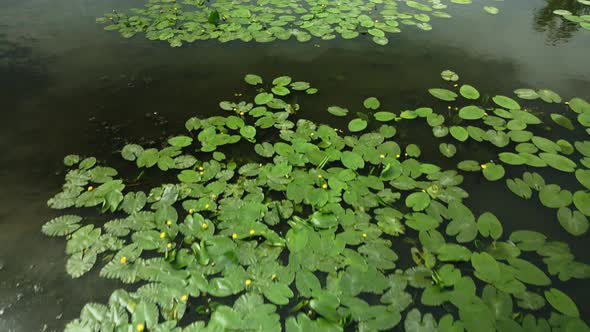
[0,0,589,331]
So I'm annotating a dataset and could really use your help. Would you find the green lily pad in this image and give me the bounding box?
[429,88,458,101]
[348,118,368,132]
[539,184,572,208]
[458,105,485,120]
[459,85,480,100]
[493,95,521,109]
[363,97,381,110]
[544,288,579,317]
[557,207,589,236]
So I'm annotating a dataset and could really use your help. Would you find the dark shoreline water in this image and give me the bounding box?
[1,0,589,330]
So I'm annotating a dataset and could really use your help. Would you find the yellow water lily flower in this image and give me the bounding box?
[481,164,487,169]
[188,209,194,214]
[321,183,328,189]
[136,323,145,332]
[87,186,94,192]
[201,223,208,230]
[204,204,210,209]
[245,279,252,286]
[166,243,172,249]
[232,233,238,240]
[160,232,166,238]
[120,256,127,264]
[181,294,188,302]
[379,154,385,159]
[166,220,172,226]
[249,229,255,235]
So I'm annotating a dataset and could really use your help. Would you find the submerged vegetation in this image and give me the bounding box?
[43,70,590,331]
[96,0,501,46]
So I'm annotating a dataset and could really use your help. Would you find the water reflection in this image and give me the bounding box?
[533,0,590,44]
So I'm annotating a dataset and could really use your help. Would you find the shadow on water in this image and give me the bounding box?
[533,0,590,44]
[0,0,589,330]
[0,34,49,105]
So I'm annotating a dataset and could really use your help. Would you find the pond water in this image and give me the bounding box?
[0,0,589,331]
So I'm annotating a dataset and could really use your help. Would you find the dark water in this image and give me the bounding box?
[0,0,589,330]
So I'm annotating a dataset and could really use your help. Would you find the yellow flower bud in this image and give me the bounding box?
[271,274,277,280]
[188,209,194,214]
[396,154,400,158]
[249,229,255,236]
[204,203,210,209]
[120,256,127,264]
[167,243,172,249]
[160,232,166,239]
[87,186,94,192]
[202,223,208,230]
[181,294,188,302]
[166,220,172,226]
[379,154,385,158]
[245,279,252,286]
[481,164,487,169]
[322,183,328,189]
[136,323,145,332]
[362,233,367,238]
[232,233,238,240]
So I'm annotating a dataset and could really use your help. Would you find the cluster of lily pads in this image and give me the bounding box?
[96,0,497,46]
[553,0,590,31]
[43,71,590,331]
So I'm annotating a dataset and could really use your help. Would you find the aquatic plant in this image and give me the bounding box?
[551,0,590,33]
[44,70,590,331]
[96,0,501,47]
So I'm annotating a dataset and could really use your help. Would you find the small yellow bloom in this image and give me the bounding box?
[232,233,238,240]
[199,171,204,176]
[321,183,328,189]
[160,232,166,239]
[481,164,487,169]
[188,209,194,214]
[362,233,367,238]
[198,166,204,171]
[211,194,217,199]
[271,274,277,280]
[454,83,459,87]
[239,111,245,116]
[202,223,208,230]
[565,101,569,105]
[396,154,401,158]
[249,229,255,236]
[136,323,145,332]
[379,154,385,159]
[120,256,127,264]
[166,243,173,250]
[204,203,210,209]
[447,106,452,110]
[317,175,322,178]
[87,186,94,192]
[181,294,188,302]
[454,107,458,111]
[484,112,489,116]
[245,279,252,286]
[166,220,172,226]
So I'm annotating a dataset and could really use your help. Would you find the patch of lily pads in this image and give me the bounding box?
[553,1,590,31]
[44,71,590,331]
[96,0,499,46]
